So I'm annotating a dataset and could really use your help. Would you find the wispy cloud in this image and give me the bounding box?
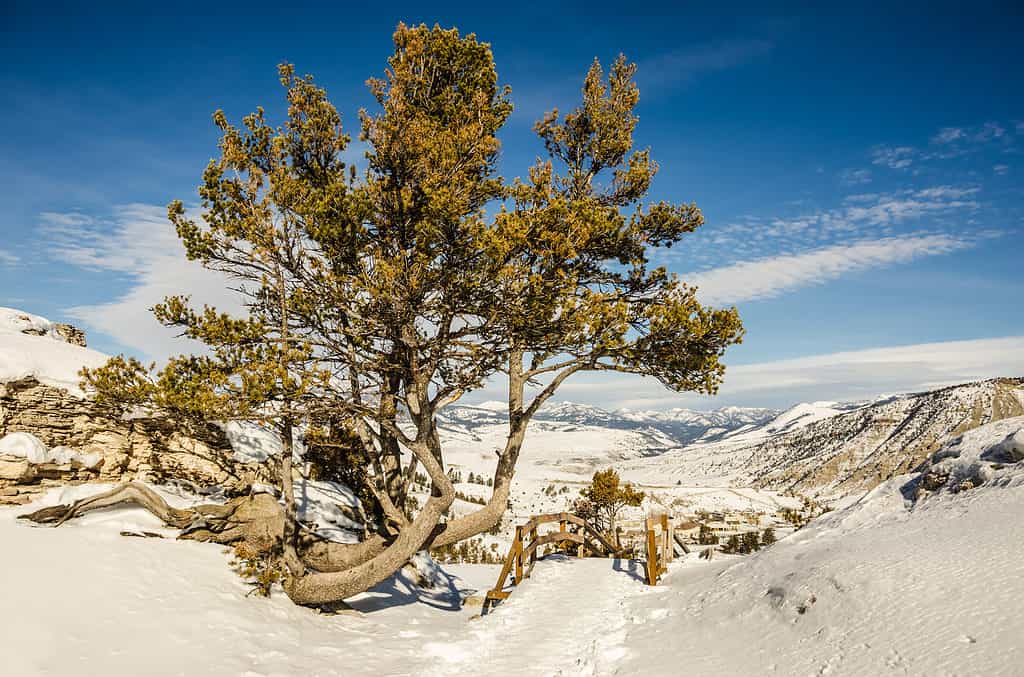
[508,336,1024,410]
[931,127,966,144]
[38,212,95,229]
[40,204,241,360]
[872,121,1018,170]
[839,168,872,186]
[662,185,982,270]
[931,121,1006,146]
[871,146,915,169]
[509,37,773,123]
[682,233,971,306]
[720,336,1024,397]
[641,38,773,89]
[0,249,19,266]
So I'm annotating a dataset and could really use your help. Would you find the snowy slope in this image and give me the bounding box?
[608,416,1024,676]
[3,417,1022,675]
[0,307,109,395]
[620,378,1024,497]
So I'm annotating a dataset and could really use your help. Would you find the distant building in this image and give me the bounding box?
[675,520,700,541]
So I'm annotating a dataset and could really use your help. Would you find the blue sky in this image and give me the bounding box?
[1,1,1022,409]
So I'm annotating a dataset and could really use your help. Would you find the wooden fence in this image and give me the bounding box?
[644,513,675,586]
[481,512,680,613]
[482,512,619,613]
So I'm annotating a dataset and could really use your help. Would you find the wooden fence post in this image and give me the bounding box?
[514,525,524,584]
[660,514,670,574]
[528,525,538,574]
[646,527,658,585]
[667,517,675,563]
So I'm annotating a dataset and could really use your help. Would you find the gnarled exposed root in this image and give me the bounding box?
[17,481,390,571]
[16,480,438,607]
[17,481,287,550]
[19,482,198,528]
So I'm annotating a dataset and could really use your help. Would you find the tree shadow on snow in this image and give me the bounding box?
[612,557,647,583]
[345,566,474,614]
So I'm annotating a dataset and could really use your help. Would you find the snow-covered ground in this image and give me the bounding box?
[0,484,495,676]
[3,417,1022,675]
[611,428,1024,675]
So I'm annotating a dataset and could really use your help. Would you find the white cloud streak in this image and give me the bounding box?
[487,337,1024,411]
[686,336,1024,408]
[839,168,871,186]
[40,204,242,360]
[682,233,971,306]
[931,122,1006,146]
[642,38,773,88]
[0,249,19,266]
[663,185,981,271]
[871,146,914,169]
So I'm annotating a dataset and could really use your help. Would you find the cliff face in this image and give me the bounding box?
[0,313,253,504]
[0,376,248,504]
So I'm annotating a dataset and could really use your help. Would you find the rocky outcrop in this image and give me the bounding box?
[53,323,87,346]
[2,308,87,346]
[0,376,249,505]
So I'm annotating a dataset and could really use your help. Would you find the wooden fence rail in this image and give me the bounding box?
[481,511,677,613]
[482,512,619,613]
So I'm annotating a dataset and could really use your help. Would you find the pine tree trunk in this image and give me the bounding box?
[279,421,306,577]
[429,428,524,548]
[283,490,451,606]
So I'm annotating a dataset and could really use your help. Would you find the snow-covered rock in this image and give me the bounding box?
[0,432,107,471]
[0,308,258,491]
[0,312,108,396]
[0,431,48,463]
[911,416,1024,495]
[985,429,1024,464]
[295,478,363,542]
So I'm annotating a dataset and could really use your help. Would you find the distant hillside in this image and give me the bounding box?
[731,378,1024,497]
[614,378,1024,498]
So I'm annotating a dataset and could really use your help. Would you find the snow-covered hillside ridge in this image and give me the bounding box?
[621,378,1024,499]
[0,307,107,395]
[444,400,778,446]
[607,416,1024,676]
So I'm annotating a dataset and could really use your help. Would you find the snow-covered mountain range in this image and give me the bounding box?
[441,400,779,446]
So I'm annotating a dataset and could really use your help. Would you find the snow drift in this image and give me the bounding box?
[611,416,1024,676]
